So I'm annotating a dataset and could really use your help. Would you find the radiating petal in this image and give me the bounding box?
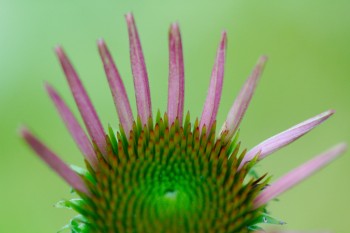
[125,13,152,125]
[55,46,107,157]
[167,23,184,125]
[254,143,347,207]
[240,110,335,169]
[45,83,98,169]
[98,39,134,135]
[200,31,227,132]
[220,56,267,141]
[20,127,90,195]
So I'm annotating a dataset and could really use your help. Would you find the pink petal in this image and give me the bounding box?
[45,83,98,169]
[20,127,90,195]
[98,39,134,135]
[254,143,347,208]
[167,23,185,125]
[125,13,152,125]
[199,31,227,132]
[55,46,107,157]
[240,110,335,169]
[220,56,267,141]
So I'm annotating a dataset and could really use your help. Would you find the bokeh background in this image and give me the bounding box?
[1,0,349,232]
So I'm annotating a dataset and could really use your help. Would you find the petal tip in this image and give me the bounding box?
[221,31,227,46]
[97,38,105,46]
[18,125,29,138]
[334,142,348,154]
[54,45,64,56]
[169,23,180,36]
[170,22,179,30]
[125,12,134,23]
[221,30,227,37]
[43,81,53,92]
[327,109,336,115]
[259,55,268,64]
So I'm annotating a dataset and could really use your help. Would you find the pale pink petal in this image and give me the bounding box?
[20,127,90,195]
[220,56,267,141]
[199,31,227,132]
[254,143,347,207]
[240,110,335,169]
[98,39,134,135]
[125,13,152,125]
[45,83,98,169]
[167,23,184,125]
[55,46,107,157]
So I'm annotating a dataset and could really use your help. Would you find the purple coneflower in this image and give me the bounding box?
[21,13,346,233]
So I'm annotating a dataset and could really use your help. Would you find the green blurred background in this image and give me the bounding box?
[1,0,349,232]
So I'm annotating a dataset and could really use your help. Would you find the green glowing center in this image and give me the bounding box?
[74,113,267,233]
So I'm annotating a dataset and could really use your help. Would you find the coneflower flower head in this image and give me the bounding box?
[21,13,346,233]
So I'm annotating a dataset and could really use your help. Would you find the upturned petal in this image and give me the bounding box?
[240,110,335,169]
[220,56,267,141]
[20,127,90,195]
[200,31,227,132]
[45,83,98,169]
[98,39,134,135]
[125,13,152,125]
[55,46,107,157]
[254,143,347,208]
[167,23,184,125]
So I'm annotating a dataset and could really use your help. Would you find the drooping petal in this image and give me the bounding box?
[55,46,107,157]
[254,143,347,208]
[125,13,152,125]
[167,23,184,125]
[45,83,98,169]
[98,39,134,135]
[20,127,90,195]
[199,31,227,132]
[220,56,267,141]
[240,110,335,169]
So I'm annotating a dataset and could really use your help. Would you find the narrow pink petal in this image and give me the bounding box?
[45,83,98,169]
[254,143,347,207]
[167,23,185,125]
[20,127,90,195]
[98,39,134,135]
[240,110,335,169]
[125,13,152,125]
[55,46,107,157]
[199,31,227,132]
[220,56,267,141]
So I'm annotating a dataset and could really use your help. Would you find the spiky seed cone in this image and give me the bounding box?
[64,113,267,233]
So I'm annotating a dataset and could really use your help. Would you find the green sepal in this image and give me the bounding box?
[226,129,240,156]
[70,215,89,233]
[57,224,70,233]
[248,168,260,179]
[55,199,85,210]
[70,165,96,185]
[57,215,89,233]
[108,124,118,155]
[251,212,286,225]
[247,225,264,231]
